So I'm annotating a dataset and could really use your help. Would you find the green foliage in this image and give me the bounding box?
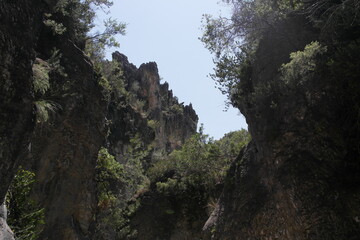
[147,119,160,130]
[95,144,148,239]
[32,48,66,124]
[148,128,251,194]
[32,49,67,97]
[47,48,68,77]
[129,97,146,113]
[43,18,67,35]
[96,147,125,208]
[34,100,61,123]
[216,129,251,159]
[201,0,301,58]
[101,60,128,99]
[124,133,153,182]
[86,17,126,47]
[169,104,184,115]
[85,17,126,63]
[95,147,138,239]
[98,76,112,96]
[280,41,327,86]
[201,0,359,107]
[44,0,126,63]
[304,0,360,42]
[32,60,50,95]
[6,168,45,240]
[201,0,279,106]
[210,50,253,108]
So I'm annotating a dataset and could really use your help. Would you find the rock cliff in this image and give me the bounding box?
[2,1,359,240]
[0,1,59,238]
[0,0,53,207]
[0,1,198,239]
[203,14,360,240]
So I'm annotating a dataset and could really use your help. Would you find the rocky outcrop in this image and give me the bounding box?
[0,1,60,238]
[0,204,14,240]
[30,42,108,239]
[90,53,199,239]
[1,2,108,239]
[0,0,56,206]
[0,1,200,239]
[203,15,360,240]
[111,52,198,155]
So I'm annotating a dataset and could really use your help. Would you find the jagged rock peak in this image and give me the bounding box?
[139,61,158,73]
[110,52,198,152]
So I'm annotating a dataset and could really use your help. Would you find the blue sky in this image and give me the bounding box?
[97,0,247,139]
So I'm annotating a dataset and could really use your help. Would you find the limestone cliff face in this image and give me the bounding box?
[0,2,198,239]
[30,43,108,239]
[111,52,198,155]
[0,1,108,239]
[203,15,360,240]
[0,1,59,238]
[0,0,53,205]
[94,53,199,239]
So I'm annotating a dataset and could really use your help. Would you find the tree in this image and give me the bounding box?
[148,129,251,192]
[201,0,360,107]
[6,168,45,240]
[45,0,126,60]
[201,0,292,106]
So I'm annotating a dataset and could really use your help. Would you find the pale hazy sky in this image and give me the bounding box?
[97,0,247,139]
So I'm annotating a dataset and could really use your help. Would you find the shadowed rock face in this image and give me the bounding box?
[0,2,198,239]
[31,42,108,240]
[203,16,360,240]
[0,0,52,204]
[0,1,107,239]
[0,1,59,239]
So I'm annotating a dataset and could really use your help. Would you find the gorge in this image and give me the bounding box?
[1,0,360,240]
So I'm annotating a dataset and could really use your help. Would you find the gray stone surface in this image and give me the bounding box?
[0,203,14,240]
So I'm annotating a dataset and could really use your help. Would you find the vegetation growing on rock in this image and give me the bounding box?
[1,0,360,239]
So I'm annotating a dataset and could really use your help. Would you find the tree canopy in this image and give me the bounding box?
[201,0,360,107]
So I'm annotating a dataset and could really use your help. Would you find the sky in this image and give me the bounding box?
[97,0,247,139]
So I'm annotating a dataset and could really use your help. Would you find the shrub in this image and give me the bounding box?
[280,41,327,86]
[6,168,45,240]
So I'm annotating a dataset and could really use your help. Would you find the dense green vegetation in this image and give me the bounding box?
[94,147,140,239]
[5,168,44,240]
[148,127,250,194]
[201,0,360,107]
[3,0,360,238]
[93,128,250,238]
[4,0,254,238]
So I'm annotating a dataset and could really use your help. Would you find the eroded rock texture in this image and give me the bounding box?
[31,42,108,240]
[1,1,107,239]
[130,184,211,240]
[110,52,198,156]
[203,16,360,240]
[0,1,58,238]
[0,0,52,204]
[0,204,14,240]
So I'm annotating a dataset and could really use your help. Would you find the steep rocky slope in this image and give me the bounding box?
[108,52,198,160]
[0,1,198,239]
[91,52,199,239]
[0,1,61,238]
[203,13,360,240]
[0,0,52,211]
[30,44,108,239]
[2,1,359,240]
[27,51,198,239]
